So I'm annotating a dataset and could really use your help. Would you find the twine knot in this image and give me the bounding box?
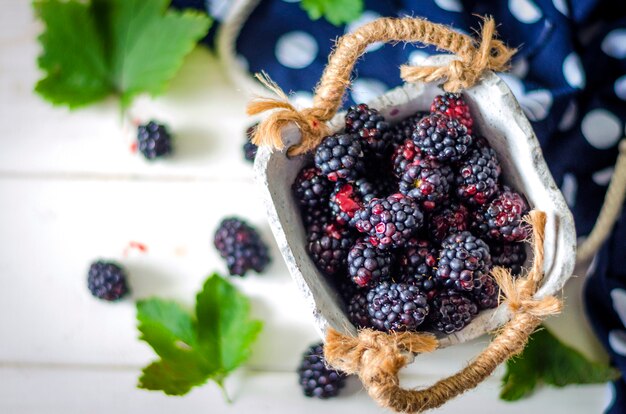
[400,17,516,92]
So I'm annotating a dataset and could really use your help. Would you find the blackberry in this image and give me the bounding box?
[302,203,332,228]
[472,275,500,310]
[472,187,529,242]
[137,121,173,160]
[329,179,379,225]
[390,111,428,149]
[214,218,270,277]
[428,202,470,243]
[430,93,474,135]
[392,139,422,178]
[314,133,365,182]
[412,113,472,163]
[398,157,454,211]
[87,260,129,301]
[436,231,492,292]
[455,144,501,207]
[347,239,393,287]
[489,242,527,276]
[352,194,424,250]
[396,239,438,299]
[293,166,333,211]
[366,282,430,332]
[347,290,372,328]
[429,290,478,334]
[345,103,392,156]
[307,222,354,276]
[243,124,258,163]
[298,342,347,399]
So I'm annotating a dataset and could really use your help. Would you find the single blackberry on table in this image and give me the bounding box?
[436,231,492,292]
[293,166,333,211]
[345,103,392,156]
[390,111,428,149]
[137,121,173,160]
[429,290,478,334]
[298,342,347,399]
[398,157,454,211]
[314,133,365,182]
[329,178,380,225]
[347,239,394,287]
[347,289,372,328]
[489,241,527,276]
[472,275,500,310]
[392,139,422,178]
[430,93,474,135]
[214,218,270,277]
[307,222,354,276]
[352,194,424,250]
[87,260,129,301]
[367,282,430,332]
[396,239,439,299]
[243,124,258,163]
[412,113,473,163]
[455,144,501,207]
[428,202,470,243]
[472,186,529,242]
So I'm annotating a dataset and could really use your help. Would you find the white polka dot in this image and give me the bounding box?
[523,89,553,121]
[561,173,577,207]
[563,52,586,89]
[509,0,542,24]
[581,109,622,149]
[351,78,388,104]
[603,382,617,413]
[559,100,578,131]
[510,58,529,78]
[346,11,384,52]
[615,75,626,100]
[611,289,626,326]
[275,31,318,69]
[434,0,463,12]
[236,54,249,71]
[291,91,313,108]
[584,253,598,277]
[602,29,626,59]
[608,330,626,356]
[209,0,231,21]
[592,166,615,186]
[408,50,429,66]
[552,0,569,16]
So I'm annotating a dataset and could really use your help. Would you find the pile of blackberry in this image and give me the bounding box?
[293,95,530,335]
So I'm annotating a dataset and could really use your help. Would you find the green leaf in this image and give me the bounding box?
[300,0,363,26]
[500,326,620,402]
[136,275,262,398]
[33,0,211,109]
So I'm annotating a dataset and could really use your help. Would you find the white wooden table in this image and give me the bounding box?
[0,2,614,412]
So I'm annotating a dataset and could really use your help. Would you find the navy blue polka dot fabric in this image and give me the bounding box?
[173,0,626,410]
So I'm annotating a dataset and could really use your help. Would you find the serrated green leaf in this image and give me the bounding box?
[500,326,620,402]
[300,0,363,26]
[33,0,211,109]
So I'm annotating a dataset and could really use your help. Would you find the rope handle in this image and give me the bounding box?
[247,16,516,156]
[324,211,562,413]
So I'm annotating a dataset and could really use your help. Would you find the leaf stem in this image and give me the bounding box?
[216,379,232,404]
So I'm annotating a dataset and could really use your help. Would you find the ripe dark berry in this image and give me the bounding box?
[431,93,474,135]
[489,242,527,275]
[396,239,438,299]
[329,178,381,225]
[243,124,258,162]
[214,218,270,277]
[347,290,372,328]
[307,222,354,276]
[398,157,454,211]
[428,202,470,243]
[347,239,393,287]
[293,166,333,211]
[392,139,422,178]
[345,103,392,156]
[455,144,501,207]
[472,275,500,310]
[436,231,492,292]
[298,342,347,399]
[367,282,430,332]
[429,290,478,334]
[352,194,424,250]
[390,111,428,149]
[472,187,529,242]
[314,133,365,182]
[412,113,472,163]
[137,121,173,160]
[87,260,129,301]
